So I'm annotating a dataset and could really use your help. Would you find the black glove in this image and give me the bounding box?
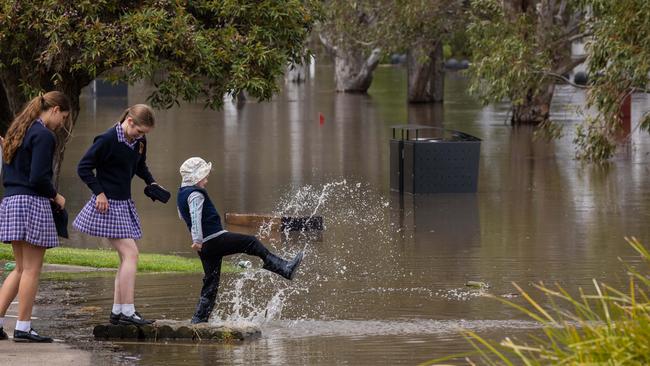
[50,202,69,239]
[144,184,171,203]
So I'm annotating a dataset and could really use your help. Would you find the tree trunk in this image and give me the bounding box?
[407,42,444,103]
[0,71,29,133]
[334,47,381,93]
[0,85,15,135]
[511,82,555,125]
[52,79,83,187]
[431,43,445,103]
[287,63,307,83]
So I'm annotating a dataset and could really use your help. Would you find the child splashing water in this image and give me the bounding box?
[177,157,304,323]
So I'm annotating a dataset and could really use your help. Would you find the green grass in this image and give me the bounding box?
[423,237,650,365]
[0,246,237,273]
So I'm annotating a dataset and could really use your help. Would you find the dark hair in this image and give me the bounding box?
[3,91,70,163]
[118,104,155,127]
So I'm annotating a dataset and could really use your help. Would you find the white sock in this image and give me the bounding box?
[122,304,135,317]
[15,320,31,332]
[112,304,122,314]
[0,317,4,327]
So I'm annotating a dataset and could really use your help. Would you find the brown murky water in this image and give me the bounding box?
[5,65,650,364]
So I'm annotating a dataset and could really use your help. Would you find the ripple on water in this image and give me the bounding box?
[263,319,541,339]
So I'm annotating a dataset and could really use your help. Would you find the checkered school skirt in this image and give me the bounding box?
[0,195,59,248]
[73,195,143,239]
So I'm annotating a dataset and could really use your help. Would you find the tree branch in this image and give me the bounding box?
[548,28,591,47]
[365,48,382,69]
[318,31,339,54]
[540,71,589,89]
[555,55,587,76]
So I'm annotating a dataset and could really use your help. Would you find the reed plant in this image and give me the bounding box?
[425,237,650,365]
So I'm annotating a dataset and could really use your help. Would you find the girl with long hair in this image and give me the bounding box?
[0,91,70,342]
[73,104,163,326]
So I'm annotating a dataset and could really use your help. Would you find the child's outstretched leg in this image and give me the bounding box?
[262,251,304,280]
[212,232,304,280]
[190,233,304,323]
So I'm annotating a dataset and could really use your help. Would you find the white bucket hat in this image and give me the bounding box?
[180,157,212,186]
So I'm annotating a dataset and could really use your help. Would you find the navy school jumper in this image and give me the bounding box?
[2,121,57,198]
[77,126,154,200]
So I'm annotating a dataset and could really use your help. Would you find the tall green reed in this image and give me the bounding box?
[423,237,650,365]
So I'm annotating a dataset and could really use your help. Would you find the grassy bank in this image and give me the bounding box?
[0,246,236,273]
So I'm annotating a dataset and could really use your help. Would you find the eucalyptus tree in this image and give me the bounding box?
[0,1,317,177]
[318,0,463,100]
[467,0,588,126]
[575,0,650,161]
[317,0,383,92]
[381,0,464,103]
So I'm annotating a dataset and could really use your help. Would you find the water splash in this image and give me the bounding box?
[212,179,398,325]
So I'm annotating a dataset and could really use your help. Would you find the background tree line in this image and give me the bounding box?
[317,0,650,162]
[0,0,648,174]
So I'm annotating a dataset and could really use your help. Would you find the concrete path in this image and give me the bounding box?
[0,262,111,365]
[0,341,92,365]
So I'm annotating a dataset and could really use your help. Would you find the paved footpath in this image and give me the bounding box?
[0,337,92,366]
[0,263,113,366]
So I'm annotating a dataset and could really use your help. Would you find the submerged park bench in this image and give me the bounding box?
[93,320,261,342]
[225,213,323,231]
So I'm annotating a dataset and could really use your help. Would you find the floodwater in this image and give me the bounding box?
[6,65,650,365]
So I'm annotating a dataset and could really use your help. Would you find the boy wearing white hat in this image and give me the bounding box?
[177,157,304,323]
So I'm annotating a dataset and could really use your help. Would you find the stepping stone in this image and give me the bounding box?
[93,319,260,342]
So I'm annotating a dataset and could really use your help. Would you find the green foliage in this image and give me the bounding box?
[640,113,650,133]
[319,0,463,59]
[533,119,564,142]
[447,26,471,59]
[378,0,463,54]
[574,0,650,161]
[467,0,650,161]
[318,0,380,49]
[442,44,452,60]
[574,116,618,162]
[0,0,318,116]
[0,246,237,273]
[466,0,578,108]
[425,237,650,365]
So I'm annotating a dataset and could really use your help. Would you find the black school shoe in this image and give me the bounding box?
[13,328,53,343]
[118,312,155,326]
[0,327,7,340]
[110,312,121,325]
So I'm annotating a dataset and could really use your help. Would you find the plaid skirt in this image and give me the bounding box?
[0,195,59,248]
[73,195,142,239]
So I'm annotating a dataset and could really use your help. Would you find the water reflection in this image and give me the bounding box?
[391,192,480,251]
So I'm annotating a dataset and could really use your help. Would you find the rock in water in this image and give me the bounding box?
[93,319,261,342]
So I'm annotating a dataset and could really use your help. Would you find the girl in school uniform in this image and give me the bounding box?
[0,91,70,342]
[73,104,162,326]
